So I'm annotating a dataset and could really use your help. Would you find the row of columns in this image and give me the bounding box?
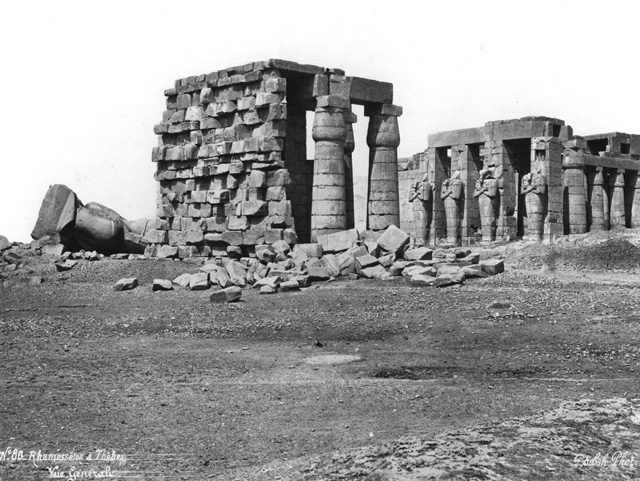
[310,92,402,241]
[563,149,640,233]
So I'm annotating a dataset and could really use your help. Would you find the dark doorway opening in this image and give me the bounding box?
[504,139,531,237]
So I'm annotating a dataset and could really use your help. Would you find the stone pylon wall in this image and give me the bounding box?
[147,62,296,258]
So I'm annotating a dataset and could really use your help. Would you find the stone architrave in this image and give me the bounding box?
[366,104,401,231]
[610,169,626,230]
[440,171,464,246]
[473,169,499,242]
[311,101,347,241]
[588,167,606,231]
[521,164,547,242]
[408,173,433,246]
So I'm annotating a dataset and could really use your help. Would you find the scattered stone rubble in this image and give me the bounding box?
[108,225,504,300]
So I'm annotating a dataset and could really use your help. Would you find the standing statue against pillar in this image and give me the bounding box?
[409,173,434,246]
[441,171,464,246]
[521,162,547,242]
[474,168,500,242]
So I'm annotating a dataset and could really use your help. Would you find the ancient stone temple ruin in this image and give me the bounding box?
[148,59,401,258]
[398,117,640,245]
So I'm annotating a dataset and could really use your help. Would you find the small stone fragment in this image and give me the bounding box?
[114,277,138,291]
[55,259,78,272]
[189,272,211,290]
[434,273,465,287]
[210,286,242,303]
[280,279,300,292]
[173,273,192,287]
[152,279,173,291]
[480,258,505,275]
[404,247,433,261]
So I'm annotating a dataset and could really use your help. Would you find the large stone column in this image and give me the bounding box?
[562,148,587,234]
[365,104,402,231]
[588,167,606,231]
[610,168,627,230]
[311,97,347,240]
[344,112,357,230]
[631,172,640,228]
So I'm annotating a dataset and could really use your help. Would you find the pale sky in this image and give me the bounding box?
[2,0,638,242]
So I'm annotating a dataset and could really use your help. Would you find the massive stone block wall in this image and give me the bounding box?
[147,61,297,258]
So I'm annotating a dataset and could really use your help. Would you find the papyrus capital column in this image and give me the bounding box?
[562,148,587,234]
[311,96,348,241]
[365,103,402,231]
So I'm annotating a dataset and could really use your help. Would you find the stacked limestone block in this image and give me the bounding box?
[147,61,296,259]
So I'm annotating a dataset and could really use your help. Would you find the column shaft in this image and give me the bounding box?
[366,107,401,231]
[610,168,626,230]
[311,106,347,240]
[588,167,606,231]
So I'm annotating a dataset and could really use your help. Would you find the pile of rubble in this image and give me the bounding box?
[113,225,505,302]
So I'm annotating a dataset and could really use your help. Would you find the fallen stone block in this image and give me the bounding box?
[321,254,341,277]
[480,258,505,275]
[290,249,308,266]
[152,279,173,291]
[189,272,211,290]
[294,274,311,287]
[223,259,248,287]
[0,236,9,251]
[214,266,233,288]
[316,228,359,253]
[42,244,65,256]
[355,254,379,272]
[55,259,78,272]
[377,225,410,255]
[271,239,291,255]
[410,274,436,286]
[31,184,82,245]
[389,260,409,276]
[295,243,323,258]
[339,257,356,276]
[403,247,433,261]
[410,266,437,278]
[260,285,278,294]
[283,228,298,246]
[455,248,472,258]
[434,273,465,287]
[114,277,138,291]
[360,264,390,280]
[210,286,242,303]
[173,273,192,287]
[266,269,297,282]
[280,279,300,292]
[253,276,282,289]
[359,230,382,243]
[157,245,179,259]
[461,265,488,278]
[308,266,331,281]
[460,253,480,264]
[256,246,276,263]
[378,253,395,268]
[436,264,462,277]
